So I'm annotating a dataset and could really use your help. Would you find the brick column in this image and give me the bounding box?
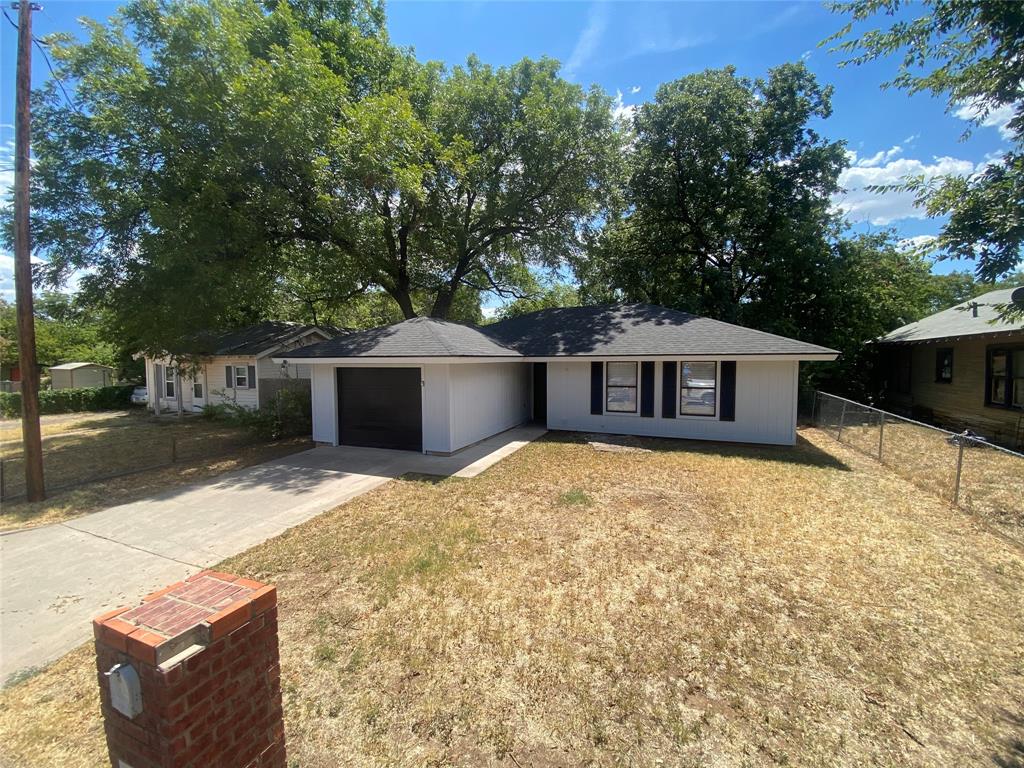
[92,570,286,768]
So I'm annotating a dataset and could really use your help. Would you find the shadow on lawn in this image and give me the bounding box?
[538,430,851,471]
[992,708,1024,767]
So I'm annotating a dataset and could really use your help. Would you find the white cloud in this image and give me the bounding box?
[565,2,610,78]
[480,306,498,319]
[629,85,641,94]
[897,234,937,252]
[836,151,977,225]
[853,145,904,168]
[954,100,1017,139]
[611,89,637,125]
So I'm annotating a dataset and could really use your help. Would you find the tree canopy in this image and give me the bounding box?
[827,0,1024,281]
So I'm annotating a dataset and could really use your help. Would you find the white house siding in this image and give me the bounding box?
[546,359,799,445]
[310,364,339,445]
[208,356,260,409]
[448,362,530,452]
[422,364,452,453]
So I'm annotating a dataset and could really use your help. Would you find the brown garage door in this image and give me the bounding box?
[337,367,422,451]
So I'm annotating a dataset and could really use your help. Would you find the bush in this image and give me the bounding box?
[201,387,311,441]
[0,384,136,418]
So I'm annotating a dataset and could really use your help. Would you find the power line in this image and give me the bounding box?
[3,7,76,111]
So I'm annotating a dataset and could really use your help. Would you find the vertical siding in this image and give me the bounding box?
[256,357,312,381]
[447,362,531,452]
[546,359,798,445]
[421,364,451,453]
[310,365,338,444]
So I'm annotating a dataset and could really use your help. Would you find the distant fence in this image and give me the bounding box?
[811,391,1024,526]
[0,428,265,502]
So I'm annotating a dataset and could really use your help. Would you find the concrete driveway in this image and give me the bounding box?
[0,425,544,685]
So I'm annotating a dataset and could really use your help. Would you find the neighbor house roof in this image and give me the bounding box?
[483,304,837,357]
[49,362,114,370]
[282,304,837,360]
[284,317,521,359]
[876,288,1024,345]
[199,321,339,357]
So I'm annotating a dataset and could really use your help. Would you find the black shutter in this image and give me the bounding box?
[720,361,736,421]
[662,361,676,418]
[640,361,655,417]
[225,365,233,388]
[247,364,256,389]
[155,364,164,399]
[590,361,603,415]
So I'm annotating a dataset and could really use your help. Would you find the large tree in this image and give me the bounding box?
[578,64,847,323]
[20,0,619,359]
[827,0,1024,281]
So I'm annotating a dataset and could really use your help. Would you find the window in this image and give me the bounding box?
[193,381,204,399]
[680,361,716,416]
[606,361,638,412]
[987,346,1024,410]
[163,366,175,399]
[234,366,248,388]
[935,348,953,383]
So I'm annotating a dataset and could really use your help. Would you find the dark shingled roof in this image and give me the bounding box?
[201,321,336,356]
[284,305,836,359]
[876,287,1024,344]
[482,304,837,357]
[284,317,521,358]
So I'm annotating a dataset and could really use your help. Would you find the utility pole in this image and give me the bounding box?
[13,0,45,501]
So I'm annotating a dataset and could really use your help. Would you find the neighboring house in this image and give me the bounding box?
[875,287,1024,446]
[144,322,337,414]
[277,304,837,454]
[49,362,114,390]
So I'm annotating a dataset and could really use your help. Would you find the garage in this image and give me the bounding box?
[337,367,422,451]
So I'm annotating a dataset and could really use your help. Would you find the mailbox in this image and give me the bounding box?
[105,663,142,719]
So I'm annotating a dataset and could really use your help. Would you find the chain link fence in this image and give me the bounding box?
[811,391,1024,530]
[0,427,262,502]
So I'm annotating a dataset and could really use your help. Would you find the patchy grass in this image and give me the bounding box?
[0,410,311,531]
[2,428,1023,767]
[557,487,593,506]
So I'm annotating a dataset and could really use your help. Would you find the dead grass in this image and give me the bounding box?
[2,428,1022,767]
[0,410,311,530]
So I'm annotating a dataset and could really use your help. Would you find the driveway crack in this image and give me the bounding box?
[59,523,203,569]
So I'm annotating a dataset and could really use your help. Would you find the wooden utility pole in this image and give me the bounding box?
[13,0,45,501]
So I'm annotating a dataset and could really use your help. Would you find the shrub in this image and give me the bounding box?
[201,387,311,441]
[0,384,136,418]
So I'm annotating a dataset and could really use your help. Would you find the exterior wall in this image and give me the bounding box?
[448,362,531,452]
[310,364,338,444]
[546,359,800,446]
[145,356,259,413]
[422,364,452,453]
[887,333,1024,442]
[51,366,112,390]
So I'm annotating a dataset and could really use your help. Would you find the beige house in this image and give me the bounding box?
[50,362,114,390]
[876,287,1024,448]
[143,322,337,414]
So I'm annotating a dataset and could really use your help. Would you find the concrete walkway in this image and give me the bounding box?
[0,425,545,684]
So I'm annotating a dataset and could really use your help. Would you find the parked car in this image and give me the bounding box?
[130,386,148,405]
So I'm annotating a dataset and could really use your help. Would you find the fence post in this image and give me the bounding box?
[811,390,819,426]
[837,400,847,441]
[953,440,964,505]
[877,412,885,461]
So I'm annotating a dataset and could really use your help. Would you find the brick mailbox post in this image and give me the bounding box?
[92,570,286,768]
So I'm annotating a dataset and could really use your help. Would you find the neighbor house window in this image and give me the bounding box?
[680,361,716,416]
[234,366,249,388]
[935,348,953,383]
[987,346,1024,409]
[606,361,638,412]
[163,366,175,399]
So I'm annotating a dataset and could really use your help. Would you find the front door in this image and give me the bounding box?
[191,373,206,411]
[532,362,547,424]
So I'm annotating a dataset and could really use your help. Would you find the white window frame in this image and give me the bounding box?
[163,366,176,399]
[679,360,718,418]
[193,380,204,399]
[605,361,639,414]
[234,365,249,389]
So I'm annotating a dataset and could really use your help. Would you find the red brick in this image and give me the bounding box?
[92,606,129,639]
[249,585,277,616]
[126,629,165,666]
[142,580,187,602]
[206,597,253,641]
[233,577,264,591]
[97,618,137,651]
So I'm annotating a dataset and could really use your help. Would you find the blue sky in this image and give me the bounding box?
[1,0,1019,304]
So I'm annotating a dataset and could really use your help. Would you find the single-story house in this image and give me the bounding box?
[274,304,837,454]
[144,321,337,414]
[875,286,1024,446]
[49,362,114,390]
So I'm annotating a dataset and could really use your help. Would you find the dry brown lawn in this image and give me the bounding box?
[0,411,311,531]
[1,428,1022,767]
